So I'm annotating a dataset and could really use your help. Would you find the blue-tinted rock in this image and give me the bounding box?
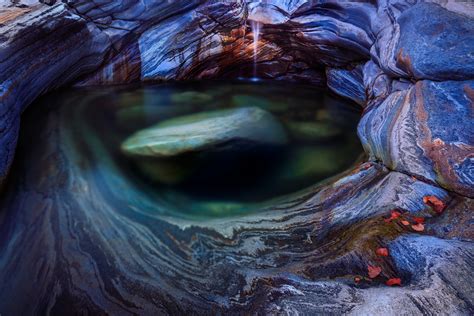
[363,60,392,104]
[0,93,460,314]
[0,1,473,313]
[326,65,366,106]
[395,3,474,81]
[359,80,474,197]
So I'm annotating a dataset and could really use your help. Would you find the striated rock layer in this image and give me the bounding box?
[359,80,474,198]
[0,93,467,314]
[0,0,473,314]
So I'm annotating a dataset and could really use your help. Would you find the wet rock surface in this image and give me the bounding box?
[0,0,473,314]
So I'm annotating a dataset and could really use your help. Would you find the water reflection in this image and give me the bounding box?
[21,81,363,217]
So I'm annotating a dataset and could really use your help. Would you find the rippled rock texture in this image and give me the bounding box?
[0,0,473,314]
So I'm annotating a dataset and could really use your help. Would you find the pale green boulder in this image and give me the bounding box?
[121,107,288,158]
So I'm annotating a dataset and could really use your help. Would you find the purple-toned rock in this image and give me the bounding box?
[269,1,375,67]
[326,64,366,106]
[80,0,377,84]
[0,2,111,182]
[373,2,474,81]
[363,60,392,105]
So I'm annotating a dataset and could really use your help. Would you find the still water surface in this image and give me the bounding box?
[18,81,363,217]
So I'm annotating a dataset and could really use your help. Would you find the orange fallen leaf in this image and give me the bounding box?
[386,278,402,286]
[384,210,402,222]
[368,265,382,278]
[413,217,425,224]
[423,196,445,214]
[354,276,362,284]
[401,220,410,226]
[376,248,389,257]
[411,223,425,232]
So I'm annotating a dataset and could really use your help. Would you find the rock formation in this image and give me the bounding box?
[0,0,472,314]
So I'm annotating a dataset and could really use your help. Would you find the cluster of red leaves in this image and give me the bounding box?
[354,248,400,286]
[386,278,402,286]
[376,247,389,257]
[384,210,425,232]
[355,196,445,287]
[423,195,445,214]
[368,265,382,278]
[357,264,402,286]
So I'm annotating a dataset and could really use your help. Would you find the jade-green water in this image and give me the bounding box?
[25,81,362,217]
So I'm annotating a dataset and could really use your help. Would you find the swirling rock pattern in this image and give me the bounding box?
[359,80,474,197]
[0,0,473,314]
[0,1,110,182]
[326,64,366,106]
[0,94,461,314]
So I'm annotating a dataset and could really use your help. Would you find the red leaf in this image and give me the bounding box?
[423,196,445,214]
[384,210,402,222]
[368,265,382,278]
[386,278,402,286]
[413,217,425,224]
[376,248,389,257]
[401,220,410,226]
[411,223,425,232]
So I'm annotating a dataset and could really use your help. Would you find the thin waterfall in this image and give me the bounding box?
[250,20,261,81]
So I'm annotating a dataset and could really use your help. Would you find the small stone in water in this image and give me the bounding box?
[170,91,213,104]
[232,94,287,112]
[285,121,342,142]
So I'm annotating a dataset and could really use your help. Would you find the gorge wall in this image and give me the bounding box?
[0,0,473,314]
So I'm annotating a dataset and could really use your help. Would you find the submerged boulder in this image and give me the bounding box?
[121,106,288,158]
[170,91,214,104]
[285,120,342,142]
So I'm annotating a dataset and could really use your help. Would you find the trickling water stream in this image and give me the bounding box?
[250,20,261,80]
